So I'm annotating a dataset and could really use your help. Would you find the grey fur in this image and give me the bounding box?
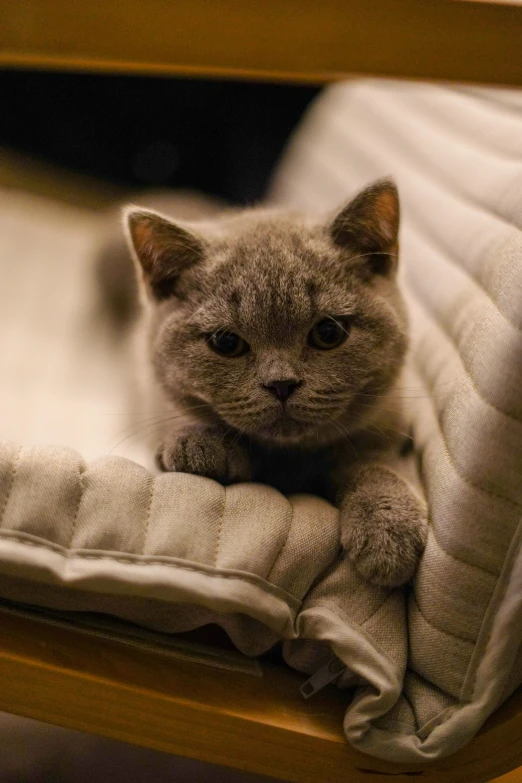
[110,180,428,587]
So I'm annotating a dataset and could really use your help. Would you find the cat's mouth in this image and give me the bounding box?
[255,411,310,443]
[251,405,356,447]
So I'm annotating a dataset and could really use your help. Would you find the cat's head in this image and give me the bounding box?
[124,179,408,448]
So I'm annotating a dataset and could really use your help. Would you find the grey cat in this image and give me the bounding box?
[109,180,427,587]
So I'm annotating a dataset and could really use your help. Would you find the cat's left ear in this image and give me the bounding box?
[329,178,400,277]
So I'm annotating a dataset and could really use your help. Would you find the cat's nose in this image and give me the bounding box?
[263,379,302,403]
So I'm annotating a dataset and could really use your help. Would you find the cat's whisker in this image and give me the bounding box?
[306,391,350,401]
[220,403,256,414]
[330,316,352,338]
[178,303,210,330]
[350,403,415,422]
[352,395,436,409]
[355,371,466,399]
[343,250,398,266]
[220,425,237,444]
[107,416,186,454]
[225,428,243,456]
[108,404,211,453]
[367,422,412,443]
[324,413,358,457]
[111,402,210,436]
[351,398,413,413]
[366,422,396,449]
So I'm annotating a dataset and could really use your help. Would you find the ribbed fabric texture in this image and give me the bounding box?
[270,79,522,760]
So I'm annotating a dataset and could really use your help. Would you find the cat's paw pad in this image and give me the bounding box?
[340,494,428,588]
[156,429,251,484]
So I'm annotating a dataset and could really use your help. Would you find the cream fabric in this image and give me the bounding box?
[0,79,521,764]
[0,189,151,469]
[270,79,522,759]
[0,442,340,655]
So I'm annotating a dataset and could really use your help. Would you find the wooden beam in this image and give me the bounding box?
[1,611,522,781]
[0,0,521,86]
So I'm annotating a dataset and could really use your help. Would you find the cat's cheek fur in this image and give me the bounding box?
[339,464,428,587]
[152,332,213,402]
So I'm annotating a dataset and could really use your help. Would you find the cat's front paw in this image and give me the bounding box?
[340,483,428,588]
[156,427,252,485]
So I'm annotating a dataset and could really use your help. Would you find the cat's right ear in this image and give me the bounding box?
[123,206,204,300]
[329,178,400,278]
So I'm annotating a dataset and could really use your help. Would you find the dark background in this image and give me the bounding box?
[0,70,319,204]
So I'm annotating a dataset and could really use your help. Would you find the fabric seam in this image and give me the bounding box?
[0,446,23,526]
[410,274,522,424]
[0,529,302,609]
[214,485,227,568]
[413,355,522,509]
[343,94,522,248]
[69,463,84,549]
[141,475,156,555]
[266,501,295,583]
[303,597,396,646]
[325,107,522,331]
[465,514,522,704]
[429,527,498,578]
[410,590,476,646]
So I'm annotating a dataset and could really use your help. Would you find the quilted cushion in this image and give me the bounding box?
[270,78,522,759]
[0,441,340,655]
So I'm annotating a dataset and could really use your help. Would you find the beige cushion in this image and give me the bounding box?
[0,441,340,656]
[270,79,522,759]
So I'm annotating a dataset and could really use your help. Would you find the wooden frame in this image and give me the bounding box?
[0,0,521,87]
[0,1,521,780]
[1,610,522,782]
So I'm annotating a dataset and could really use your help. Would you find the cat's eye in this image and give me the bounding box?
[208,330,249,358]
[308,318,350,350]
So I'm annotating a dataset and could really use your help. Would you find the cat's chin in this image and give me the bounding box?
[253,416,355,450]
[252,416,307,445]
[252,416,329,448]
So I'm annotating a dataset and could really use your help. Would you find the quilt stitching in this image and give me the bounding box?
[414,356,522,510]
[316,113,522,332]
[0,529,302,609]
[410,590,476,646]
[466,517,522,704]
[141,475,156,555]
[0,446,23,527]
[266,501,295,583]
[428,527,499,578]
[409,269,522,424]
[69,463,85,549]
[213,485,227,568]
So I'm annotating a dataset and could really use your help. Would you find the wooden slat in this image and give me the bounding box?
[0,0,521,86]
[0,611,354,783]
[1,611,522,782]
[494,767,522,783]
